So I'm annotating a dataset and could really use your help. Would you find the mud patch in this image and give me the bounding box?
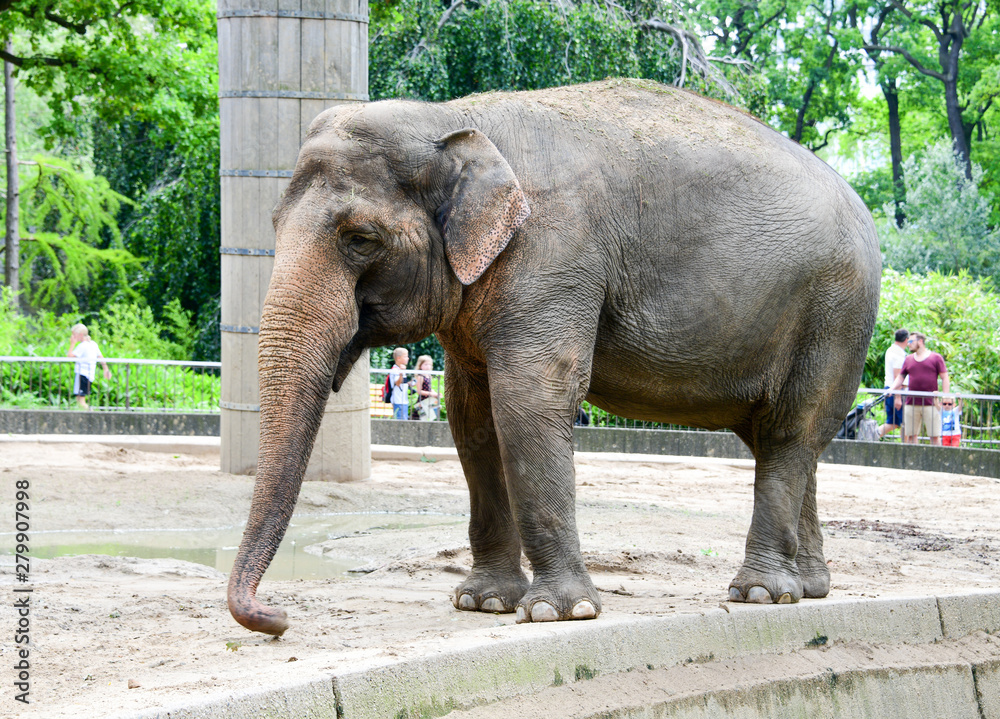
[824,518,985,553]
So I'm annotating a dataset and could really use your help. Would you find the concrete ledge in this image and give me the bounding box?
[602,662,986,719]
[0,433,223,457]
[3,414,998,478]
[0,408,219,436]
[371,421,1000,479]
[118,592,1000,719]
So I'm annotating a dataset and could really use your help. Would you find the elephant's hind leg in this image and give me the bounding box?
[447,364,529,614]
[728,426,820,605]
[796,467,831,598]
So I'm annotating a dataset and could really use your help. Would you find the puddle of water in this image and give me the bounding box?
[7,513,465,580]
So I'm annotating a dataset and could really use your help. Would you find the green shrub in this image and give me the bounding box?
[865,269,1000,396]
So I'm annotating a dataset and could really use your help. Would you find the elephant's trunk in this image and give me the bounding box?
[227,248,357,635]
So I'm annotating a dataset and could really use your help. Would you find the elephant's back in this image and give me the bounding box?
[455,79,802,171]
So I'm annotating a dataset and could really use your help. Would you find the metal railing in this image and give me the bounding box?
[2,357,998,448]
[856,388,1000,449]
[0,356,221,413]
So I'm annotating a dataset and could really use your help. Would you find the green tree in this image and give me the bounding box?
[0,1,217,147]
[861,0,996,180]
[2,156,138,312]
[692,0,864,150]
[92,117,221,361]
[1,0,221,359]
[370,0,738,104]
[877,140,999,282]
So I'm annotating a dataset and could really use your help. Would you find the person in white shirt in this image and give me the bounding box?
[388,347,411,420]
[68,323,111,409]
[879,328,909,438]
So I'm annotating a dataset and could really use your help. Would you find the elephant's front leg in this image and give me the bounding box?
[489,366,600,623]
[448,365,530,614]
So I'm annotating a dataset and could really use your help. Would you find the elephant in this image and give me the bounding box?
[227,78,881,636]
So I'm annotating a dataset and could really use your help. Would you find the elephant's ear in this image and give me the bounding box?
[436,128,530,285]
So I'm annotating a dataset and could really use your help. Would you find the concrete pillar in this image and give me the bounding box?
[218,0,371,481]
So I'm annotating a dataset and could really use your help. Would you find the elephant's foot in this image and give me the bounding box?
[453,567,530,614]
[728,564,803,605]
[796,555,831,598]
[515,574,601,623]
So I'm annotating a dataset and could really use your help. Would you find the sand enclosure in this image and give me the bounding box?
[2,440,999,717]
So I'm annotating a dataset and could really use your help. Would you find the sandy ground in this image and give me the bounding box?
[1,440,999,718]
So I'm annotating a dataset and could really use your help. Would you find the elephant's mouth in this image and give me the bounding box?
[332,337,367,392]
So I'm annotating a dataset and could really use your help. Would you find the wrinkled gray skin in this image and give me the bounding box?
[228,79,881,636]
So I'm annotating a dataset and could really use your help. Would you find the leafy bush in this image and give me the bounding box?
[0,297,212,410]
[370,0,728,104]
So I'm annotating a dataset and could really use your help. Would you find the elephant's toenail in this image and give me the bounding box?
[530,602,559,622]
[729,587,745,602]
[571,600,597,619]
[458,594,476,610]
[481,597,504,613]
[746,587,773,604]
[515,606,527,623]
[776,593,793,604]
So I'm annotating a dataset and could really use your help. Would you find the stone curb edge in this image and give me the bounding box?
[117,591,1000,719]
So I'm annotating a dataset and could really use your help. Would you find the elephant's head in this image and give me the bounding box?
[227,103,530,635]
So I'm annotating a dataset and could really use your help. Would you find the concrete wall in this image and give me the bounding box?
[371,421,1000,479]
[0,409,219,437]
[1,409,997,479]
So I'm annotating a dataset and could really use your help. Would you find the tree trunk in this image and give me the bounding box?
[4,39,18,303]
[882,76,905,227]
[944,76,972,180]
[938,20,971,180]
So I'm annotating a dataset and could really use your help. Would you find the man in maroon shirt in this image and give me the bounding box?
[887,332,950,445]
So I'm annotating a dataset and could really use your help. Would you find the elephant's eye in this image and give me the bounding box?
[344,232,380,257]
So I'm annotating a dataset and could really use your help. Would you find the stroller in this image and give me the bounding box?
[836,394,886,441]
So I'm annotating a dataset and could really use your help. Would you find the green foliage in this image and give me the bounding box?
[864,269,1000,396]
[877,141,999,283]
[3,156,140,312]
[0,297,215,411]
[2,0,221,361]
[849,166,898,211]
[0,298,194,360]
[92,118,221,361]
[370,0,732,103]
[94,301,197,361]
[0,0,218,153]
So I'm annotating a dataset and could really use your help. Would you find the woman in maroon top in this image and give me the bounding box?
[888,333,950,445]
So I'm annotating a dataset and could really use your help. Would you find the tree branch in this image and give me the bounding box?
[640,19,738,97]
[406,0,465,61]
[0,49,73,68]
[887,0,946,43]
[44,10,90,35]
[863,44,948,81]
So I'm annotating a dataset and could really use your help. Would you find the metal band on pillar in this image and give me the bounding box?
[220,169,294,178]
[220,248,275,257]
[217,10,368,22]
[220,91,369,101]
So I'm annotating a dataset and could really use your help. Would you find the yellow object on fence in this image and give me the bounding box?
[369,383,393,418]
